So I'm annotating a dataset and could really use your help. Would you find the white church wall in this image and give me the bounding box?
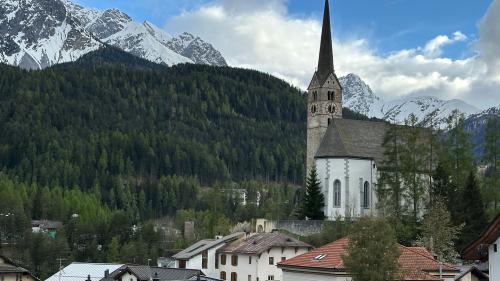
[316,157,377,220]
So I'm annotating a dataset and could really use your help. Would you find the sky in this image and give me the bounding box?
[73,0,500,109]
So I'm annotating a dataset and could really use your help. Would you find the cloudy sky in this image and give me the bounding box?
[74,0,500,109]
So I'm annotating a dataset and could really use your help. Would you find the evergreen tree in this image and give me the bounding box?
[343,217,401,281]
[430,162,456,209]
[457,171,488,250]
[106,236,120,263]
[418,200,462,263]
[483,116,500,213]
[302,166,325,220]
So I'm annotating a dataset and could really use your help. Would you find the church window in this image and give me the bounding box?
[313,91,318,101]
[328,118,332,125]
[310,105,317,114]
[328,104,335,114]
[328,91,334,101]
[334,180,341,207]
[362,181,370,209]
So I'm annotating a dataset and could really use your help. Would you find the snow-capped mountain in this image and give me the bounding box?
[464,106,500,157]
[339,73,382,117]
[0,0,227,69]
[339,73,480,127]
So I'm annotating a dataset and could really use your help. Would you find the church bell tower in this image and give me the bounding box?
[306,0,343,174]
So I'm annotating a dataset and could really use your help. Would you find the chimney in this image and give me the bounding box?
[86,275,91,281]
[104,270,109,278]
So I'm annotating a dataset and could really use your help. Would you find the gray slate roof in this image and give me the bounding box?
[217,232,311,255]
[315,118,388,163]
[0,264,29,274]
[173,232,244,260]
[108,266,205,281]
[45,263,124,281]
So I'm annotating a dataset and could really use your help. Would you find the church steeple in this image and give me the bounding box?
[317,0,335,84]
[306,0,342,175]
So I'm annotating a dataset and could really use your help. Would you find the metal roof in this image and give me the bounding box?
[44,263,124,281]
[172,232,244,260]
[108,266,204,281]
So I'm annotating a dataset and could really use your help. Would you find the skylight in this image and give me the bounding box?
[313,254,327,260]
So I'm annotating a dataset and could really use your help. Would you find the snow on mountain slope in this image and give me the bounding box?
[339,73,480,126]
[104,21,193,66]
[0,0,101,69]
[339,73,382,117]
[0,0,227,69]
[166,32,228,66]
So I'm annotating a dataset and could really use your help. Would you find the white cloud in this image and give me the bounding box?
[166,0,500,109]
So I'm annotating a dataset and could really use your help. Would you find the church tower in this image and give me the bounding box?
[306,0,343,174]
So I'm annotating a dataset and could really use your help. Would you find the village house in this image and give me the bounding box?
[277,237,462,281]
[0,255,39,281]
[174,232,311,281]
[216,232,311,281]
[172,232,245,278]
[463,213,500,281]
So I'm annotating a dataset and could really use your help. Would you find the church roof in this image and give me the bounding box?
[315,118,388,163]
[315,0,335,86]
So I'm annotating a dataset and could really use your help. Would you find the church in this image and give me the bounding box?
[307,0,391,220]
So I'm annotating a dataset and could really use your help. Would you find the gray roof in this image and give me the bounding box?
[173,232,244,260]
[316,0,335,85]
[31,220,63,230]
[315,118,388,163]
[109,266,205,281]
[455,265,489,281]
[0,264,29,274]
[217,232,311,255]
[45,263,124,281]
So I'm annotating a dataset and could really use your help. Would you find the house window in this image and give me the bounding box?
[247,275,251,281]
[220,272,227,280]
[248,256,252,264]
[216,254,219,269]
[231,272,237,281]
[269,257,274,265]
[267,276,274,281]
[221,254,227,265]
[334,180,341,207]
[495,244,498,252]
[178,260,186,269]
[202,250,208,269]
[231,255,238,266]
[362,181,370,209]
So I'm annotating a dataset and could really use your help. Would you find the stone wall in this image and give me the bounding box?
[255,219,330,236]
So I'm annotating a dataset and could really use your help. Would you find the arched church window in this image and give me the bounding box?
[313,91,318,101]
[334,180,341,207]
[310,105,317,114]
[328,104,335,114]
[328,118,332,125]
[328,91,334,101]
[362,181,370,209]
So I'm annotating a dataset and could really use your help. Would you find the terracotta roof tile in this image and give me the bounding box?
[278,238,458,281]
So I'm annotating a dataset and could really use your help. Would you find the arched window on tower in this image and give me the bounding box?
[313,91,318,101]
[328,91,334,101]
[334,180,341,207]
[362,181,370,209]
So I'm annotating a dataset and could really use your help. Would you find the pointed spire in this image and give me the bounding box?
[317,0,334,83]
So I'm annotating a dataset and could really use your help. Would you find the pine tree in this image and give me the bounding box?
[343,217,401,281]
[430,162,456,209]
[302,166,325,220]
[457,171,488,250]
[106,236,120,263]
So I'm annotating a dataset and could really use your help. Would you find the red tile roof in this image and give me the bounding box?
[278,238,458,281]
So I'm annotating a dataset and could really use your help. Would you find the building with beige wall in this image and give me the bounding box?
[0,255,38,281]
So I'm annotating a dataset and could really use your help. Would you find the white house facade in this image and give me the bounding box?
[172,232,245,278]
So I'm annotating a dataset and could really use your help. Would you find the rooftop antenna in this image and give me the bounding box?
[57,258,67,281]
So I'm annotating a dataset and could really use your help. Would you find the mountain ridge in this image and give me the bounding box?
[0,0,227,69]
